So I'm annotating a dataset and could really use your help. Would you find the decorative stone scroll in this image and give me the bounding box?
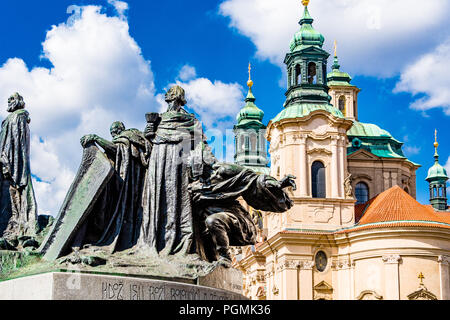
[382,255,401,264]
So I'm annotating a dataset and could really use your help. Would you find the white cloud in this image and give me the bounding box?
[0,5,159,216]
[107,0,129,18]
[219,0,450,77]
[394,39,450,115]
[178,65,197,82]
[445,157,450,174]
[404,145,421,157]
[175,77,244,129]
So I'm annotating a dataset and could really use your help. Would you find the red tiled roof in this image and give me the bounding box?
[340,186,450,233]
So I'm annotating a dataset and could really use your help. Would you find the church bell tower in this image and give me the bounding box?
[265,0,355,234]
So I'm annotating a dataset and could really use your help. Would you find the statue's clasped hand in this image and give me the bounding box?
[80,134,98,148]
[280,174,297,191]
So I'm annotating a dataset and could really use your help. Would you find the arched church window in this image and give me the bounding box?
[250,133,257,152]
[355,182,369,204]
[338,96,346,115]
[307,62,317,84]
[295,64,301,85]
[311,161,326,198]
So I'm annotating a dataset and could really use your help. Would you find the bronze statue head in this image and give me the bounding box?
[165,85,187,110]
[7,92,25,112]
[110,121,125,138]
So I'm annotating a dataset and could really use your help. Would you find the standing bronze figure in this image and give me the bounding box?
[0,93,38,240]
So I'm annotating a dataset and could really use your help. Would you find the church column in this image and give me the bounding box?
[382,255,401,300]
[331,136,339,198]
[338,136,346,198]
[299,134,308,197]
[336,260,352,299]
[438,256,450,300]
[280,260,300,300]
[298,261,314,300]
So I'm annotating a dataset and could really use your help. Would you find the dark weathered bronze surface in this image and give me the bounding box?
[39,85,295,271]
[0,93,38,241]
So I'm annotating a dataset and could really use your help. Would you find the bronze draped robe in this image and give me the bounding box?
[0,109,37,238]
[191,164,294,261]
[139,109,216,256]
[71,129,150,253]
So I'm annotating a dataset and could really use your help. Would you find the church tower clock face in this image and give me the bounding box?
[315,251,328,272]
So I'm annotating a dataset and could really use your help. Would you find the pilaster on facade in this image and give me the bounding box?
[438,255,450,300]
[382,254,401,300]
[332,258,354,300]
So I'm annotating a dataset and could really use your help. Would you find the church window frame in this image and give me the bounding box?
[295,64,302,85]
[338,95,346,116]
[307,62,317,84]
[311,160,326,198]
[314,250,328,273]
[355,182,370,204]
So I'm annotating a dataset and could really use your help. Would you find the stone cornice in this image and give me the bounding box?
[266,109,353,138]
[276,260,315,272]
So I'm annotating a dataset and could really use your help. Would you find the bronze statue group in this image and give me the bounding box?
[0,87,295,267]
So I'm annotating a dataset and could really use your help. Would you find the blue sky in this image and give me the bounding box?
[0,0,449,214]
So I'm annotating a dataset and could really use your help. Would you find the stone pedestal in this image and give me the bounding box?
[0,271,247,300]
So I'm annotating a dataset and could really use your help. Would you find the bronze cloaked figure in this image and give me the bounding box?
[0,93,38,241]
[141,85,295,266]
[139,85,216,256]
[41,85,295,272]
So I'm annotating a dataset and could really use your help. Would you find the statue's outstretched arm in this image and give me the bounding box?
[80,134,117,156]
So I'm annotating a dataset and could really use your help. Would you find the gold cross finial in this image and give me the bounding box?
[434,129,439,149]
[418,272,425,284]
[302,0,310,7]
[334,40,337,57]
[247,62,253,88]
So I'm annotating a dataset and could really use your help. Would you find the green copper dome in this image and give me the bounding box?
[271,103,345,123]
[347,121,413,160]
[289,6,325,53]
[426,144,449,181]
[426,162,448,181]
[236,88,265,127]
[348,121,394,138]
[327,56,353,87]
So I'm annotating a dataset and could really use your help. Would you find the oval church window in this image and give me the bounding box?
[315,251,328,272]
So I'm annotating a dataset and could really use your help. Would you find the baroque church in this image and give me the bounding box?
[232,0,450,300]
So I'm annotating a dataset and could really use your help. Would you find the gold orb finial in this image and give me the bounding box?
[434,129,439,149]
[247,62,253,88]
[302,0,310,7]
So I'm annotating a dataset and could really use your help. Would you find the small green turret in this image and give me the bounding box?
[233,64,269,174]
[426,130,448,211]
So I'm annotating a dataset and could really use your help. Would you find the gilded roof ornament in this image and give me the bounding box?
[434,129,439,149]
[247,62,253,88]
[302,0,310,7]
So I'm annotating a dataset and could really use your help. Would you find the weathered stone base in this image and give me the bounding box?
[0,272,247,300]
